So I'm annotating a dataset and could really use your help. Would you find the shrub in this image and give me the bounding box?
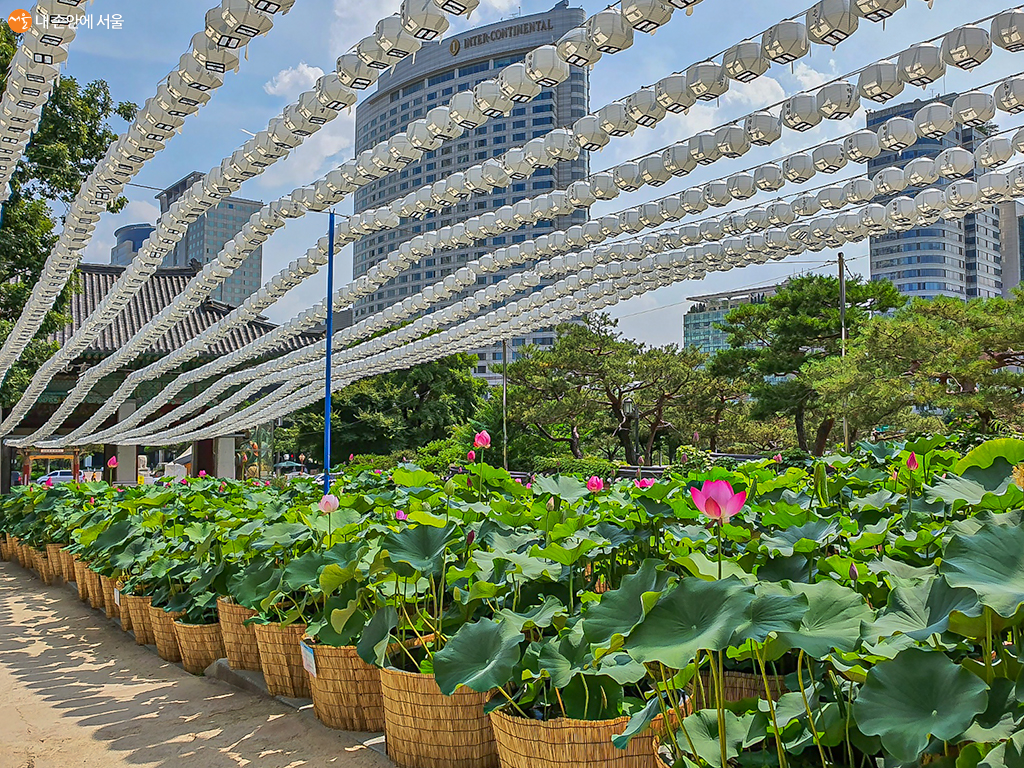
[415,437,466,474]
[534,456,619,478]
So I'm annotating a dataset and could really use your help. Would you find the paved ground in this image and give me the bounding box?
[0,560,393,768]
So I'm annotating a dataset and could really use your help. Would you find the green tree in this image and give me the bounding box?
[282,354,485,466]
[806,293,1024,435]
[710,274,903,455]
[0,21,137,407]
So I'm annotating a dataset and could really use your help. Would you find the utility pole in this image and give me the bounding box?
[323,211,335,495]
[839,252,850,452]
[502,338,508,470]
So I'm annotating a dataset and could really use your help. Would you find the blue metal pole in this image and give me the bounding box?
[324,211,335,495]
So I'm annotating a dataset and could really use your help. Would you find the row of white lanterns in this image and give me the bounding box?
[0,0,289,389]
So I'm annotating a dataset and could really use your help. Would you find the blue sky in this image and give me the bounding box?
[31,0,1024,345]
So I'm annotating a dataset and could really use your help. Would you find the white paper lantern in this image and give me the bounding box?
[723,39,768,82]
[915,102,955,139]
[806,0,859,46]
[660,197,687,221]
[728,173,757,201]
[995,76,1024,116]
[903,156,938,187]
[401,0,450,40]
[639,155,672,186]
[638,202,666,227]
[792,193,822,217]
[941,25,992,70]
[754,163,785,191]
[426,106,464,139]
[388,133,422,165]
[812,144,847,173]
[936,147,975,180]
[524,45,570,87]
[686,61,729,102]
[597,102,636,136]
[977,171,1012,203]
[356,36,391,70]
[522,137,552,169]
[662,144,696,176]
[449,91,487,129]
[375,16,422,59]
[700,219,725,241]
[780,93,822,131]
[715,124,749,158]
[556,27,602,67]
[590,172,620,200]
[745,111,782,145]
[858,60,904,103]
[817,81,860,119]
[407,120,442,150]
[565,180,596,209]
[853,0,905,21]
[898,43,944,87]
[618,209,644,233]
[689,131,721,165]
[681,187,709,214]
[992,10,1024,52]
[502,147,533,180]
[497,63,541,103]
[622,0,674,33]
[976,136,1014,169]
[762,20,810,64]
[767,201,795,226]
[336,52,379,89]
[945,179,980,210]
[1014,128,1024,156]
[844,130,882,162]
[834,210,867,238]
[877,116,918,150]
[625,88,667,128]
[474,80,513,117]
[612,162,644,191]
[817,186,846,210]
[915,188,945,217]
[859,203,888,234]
[587,9,634,53]
[654,74,695,113]
[573,115,610,151]
[844,177,875,204]
[703,180,732,207]
[783,153,816,183]
[952,91,996,127]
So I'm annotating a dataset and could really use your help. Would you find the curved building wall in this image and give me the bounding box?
[352,1,588,382]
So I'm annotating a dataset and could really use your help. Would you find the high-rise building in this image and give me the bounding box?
[352,1,589,383]
[683,285,782,356]
[997,200,1024,298]
[867,95,1003,301]
[110,223,155,267]
[155,171,264,306]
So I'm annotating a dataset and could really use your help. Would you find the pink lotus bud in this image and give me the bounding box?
[107,456,118,469]
[467,450,476,462]
[395,509,408,521]
[319,494,340,514]
[849,562,858,581]
[773,454,783,463]
[44,477,53,487]
[473,431,491,449]
[349,454,354,461]
[198,470,207,477]
[586,476,604,493]
[907,452,919,471]
[467,530,476,546]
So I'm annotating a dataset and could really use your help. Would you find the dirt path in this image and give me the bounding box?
[0,561,393,768]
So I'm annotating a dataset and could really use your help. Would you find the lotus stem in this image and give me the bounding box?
[496,685,530,719]
[657,664,683,761]
[706,650,727,768]
[984,608,994,684]
[797,650,828,768]
[756,647,787,768]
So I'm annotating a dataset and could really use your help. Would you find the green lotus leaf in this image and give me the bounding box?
[356,606,398,667]
[853,648,989,764]
[390,467,438,488]
[674,551,755,583]
[531,537,599,566]
[611,693,662,749]
[961,678,1024,744]
[497,596,567,633]
[776,580,871,658]
[561,673,622,720]
[760,519,840,558]
[867,556,937,584]
[940,524,1024,618]
[434,618,522,695]
[957,439,1024,475]
[582,559,671,649]
[672,709,751,768]
[533,474,590,504]
[382,522,458,578]
[979,729,1024,768]
[730,585,808,647]
[625,577,753,669]
[926,468,1023,511]
[870,576,982,642]
[849,490,900,512]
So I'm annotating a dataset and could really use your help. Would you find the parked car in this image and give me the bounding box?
[36,469,77,484]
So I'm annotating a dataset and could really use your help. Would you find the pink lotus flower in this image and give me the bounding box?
[467,450,476,462]
[907,452,919,471]
[773,454,782,463]
[107,456,118,469]
[690,479,746,523]
[198,470,207,477]
[395,509,408,521]
[264,480,271,486]
[634,478,655,489]
[44,477,53,487]
[473,431,491,449]
[374,469,383,475]
[180,478,188,484]
[586,476,604,493]
[849,562,859,581]
[319,494,340,514]
[525,483,531,489]
[349,453,354,462]
[693,431,699,444]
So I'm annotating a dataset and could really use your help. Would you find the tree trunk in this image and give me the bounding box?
[795,406,808,453]
[569,425,583,459]
[813,417,835,457]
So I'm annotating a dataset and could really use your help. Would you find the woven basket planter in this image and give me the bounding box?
[62,550,76,582]
[86,568,105,611]
[254,622,310,699]
[174,621,225,675]
[689,670,786,709]
[123,595,154,645]
[307,643,385,732]
[73,559,90,601]
[490,710,658,768]
[116,583,132,632]
[380,667,498,768]
[99,576,120,619]
[0,536,8,561]
[31,548,54,585]
[148,605,184,662]
[22,544,34,572]
[217,598,261,671]
[45,544,65,581]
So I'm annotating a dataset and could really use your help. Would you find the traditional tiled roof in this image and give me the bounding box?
[50,263,320,360]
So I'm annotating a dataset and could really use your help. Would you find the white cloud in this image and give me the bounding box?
[792,60,837,90]
[255,108,357,190]
[331,0,402,58]
[263,62,325,99]
[722,75,787,111]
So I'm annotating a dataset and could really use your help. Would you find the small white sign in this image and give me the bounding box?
[299,640,316,678]
[113,588,121,606]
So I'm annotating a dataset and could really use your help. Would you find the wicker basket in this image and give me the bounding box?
[254,622,310,699]
[73,559,90,601]
[99,576,121,619]
[0,535,8,561]
[45,544,64,581]
[123,595,154,645]
[217,598,261,671]
[490,710,658,768]
[174,621,225,675]
[688,670,786,709]
[62,550,76,582]
[307,643,385,732]
[31,548,54,585]
[148,604,184,662]
[115,583,132,632]
[85,567,104,610]
[380,667,498,768]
